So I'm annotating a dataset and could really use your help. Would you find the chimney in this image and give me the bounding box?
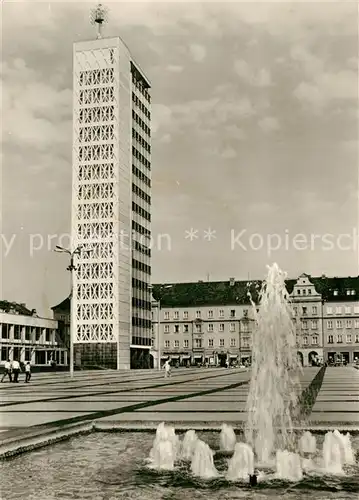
[229,277,235,287]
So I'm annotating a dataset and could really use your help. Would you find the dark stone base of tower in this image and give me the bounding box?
[74,344,153,370]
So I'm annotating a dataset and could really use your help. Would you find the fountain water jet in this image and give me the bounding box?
[191,440,218,479]
[323,432,344,474]
[245,263,302,463]
[149,422,180,469]
[219,423,237,452]
[276,450,303,481]
[299,431,317,455]
[181,430,198,460]
[226,442,254,481]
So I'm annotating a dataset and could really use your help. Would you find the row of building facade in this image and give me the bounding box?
[0,302,68,367]
[1,273,359,368]
[150,274,359,368]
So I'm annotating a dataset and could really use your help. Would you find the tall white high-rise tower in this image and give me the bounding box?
[71,5,152,369]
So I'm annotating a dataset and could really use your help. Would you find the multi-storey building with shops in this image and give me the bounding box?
[151,274,359,367]
[0,302,68,367]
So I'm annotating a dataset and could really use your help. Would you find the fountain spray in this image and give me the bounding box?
[244,263,302,463]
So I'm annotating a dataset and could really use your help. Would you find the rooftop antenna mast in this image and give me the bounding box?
[90,3,108,39]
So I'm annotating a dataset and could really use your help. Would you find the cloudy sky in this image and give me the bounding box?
[1,0,358,315]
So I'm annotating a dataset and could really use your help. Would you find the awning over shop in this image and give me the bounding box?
[171,355,179,359]
[194,355,203,359]
[229,354,238,358]
[181,355,190,359]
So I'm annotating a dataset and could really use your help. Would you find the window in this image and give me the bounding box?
[355,334,359,343]
[328,335,334,344]
[1,324,9,339]
[164,340,170,348]
[336,306,342,314]
[303,336,308,345]
[195,339,202,348]
[183,339,189,348]
[183,324,189,333]
[230,338,236,347]
[312,336,318,345]
[327,306,333,315]
[355,320,359,329]
[164,311,170,320]
[230,309,236,318]
[24,348,31,361]
[302,321,308,330]
[173,325,179,333]
[311,320,318,329]
[346,320,352,329]
[183,311,188,319]
[312,306,317,314]
[355,306,359,314]
[302,289,306,295]
[208,323,213,332]
[45,329,51,342]
[219,339,224,347]
[14,325,21,340]
[230,323,236,332]
[1,346,10,361]
[345,306,351,314]
[196,310,201,318]
[327,320,333,329]
[297,289,301,295]
[337,334,343,343]
[25,326,31,341]
[219,309,224,318]
[164,325,170,333]
[219,323,224,332]
[35,327,41,341]
[173,311,179,320]
[243,309,248,317]
[174,340,179,348]
[293,307,297,316]
[195,324,201,333]
[336,320,343,329]
[302,307,307,315]
[208,339,214,347]
[308,289,312,295]
[346,334,352,343]
[208,310,213,319]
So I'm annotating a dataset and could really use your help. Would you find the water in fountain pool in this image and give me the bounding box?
[1,431,359,500]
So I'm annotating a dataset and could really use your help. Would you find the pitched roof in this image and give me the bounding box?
[0,300,34,316]
[51,296,71,311]
[152,276,359,307]
[49,275,359,312]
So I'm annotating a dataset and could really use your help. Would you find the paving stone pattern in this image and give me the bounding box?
[0,367,357,443]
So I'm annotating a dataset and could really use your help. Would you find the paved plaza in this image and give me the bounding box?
[0,366,358,447]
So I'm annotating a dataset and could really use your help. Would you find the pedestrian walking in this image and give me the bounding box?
[12,359,20,383]
[25,362,32,383]
[1,359,12,383]
[164,359,171,378]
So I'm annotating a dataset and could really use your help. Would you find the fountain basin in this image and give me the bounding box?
[1,431,358,500]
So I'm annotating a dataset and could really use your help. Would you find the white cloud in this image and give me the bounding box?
[258,117,280,133]
[225,124,246,141]
[167,65,183,73]
[189,44,207,62]
[234,60,272,87]
[221,147,237,159]
[293,69,357,109]
[1,59,72,153]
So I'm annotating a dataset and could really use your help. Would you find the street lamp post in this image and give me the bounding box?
[148,284,172,370]
[54,245,82,378]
